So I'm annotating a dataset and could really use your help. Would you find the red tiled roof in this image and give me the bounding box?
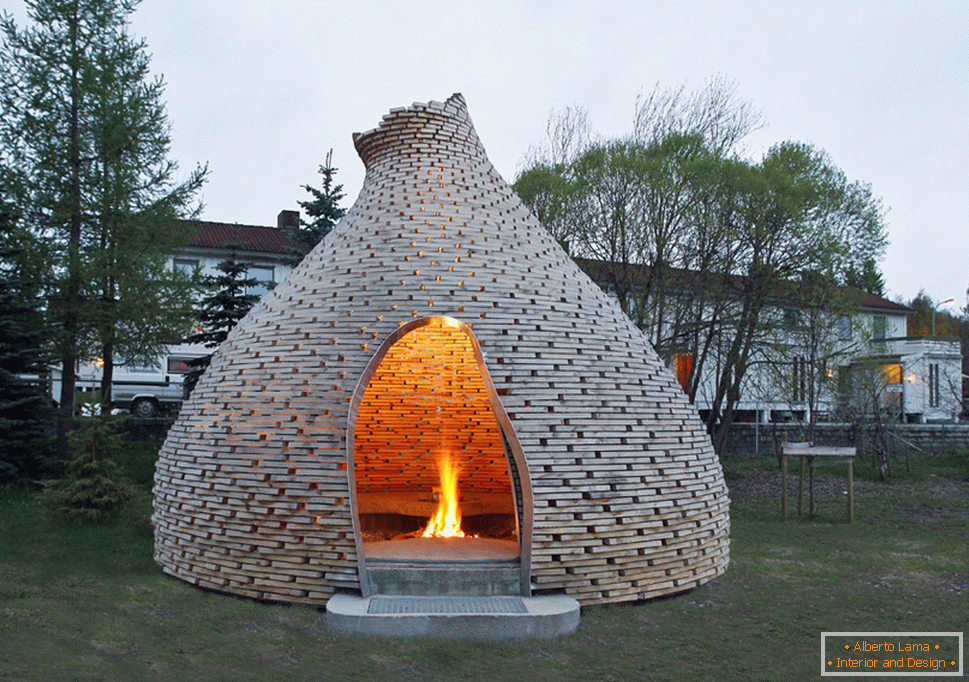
[181,220,309,256]
[855,290,914,314]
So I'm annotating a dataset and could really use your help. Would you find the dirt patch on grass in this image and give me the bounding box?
[726,470,879,504]
[854,568,969,596]
[726,470,969,524]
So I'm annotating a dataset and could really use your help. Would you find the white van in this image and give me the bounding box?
[51,354,203,418]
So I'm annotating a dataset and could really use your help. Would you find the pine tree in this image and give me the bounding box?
[0,187,57,481]
[182,257,260,394]
[844,257,886,297]
[43,410,133,524]
[0,0,207,457]
[287,149,345,264]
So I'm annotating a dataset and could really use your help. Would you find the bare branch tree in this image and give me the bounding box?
[632,75,764,155]
[517,104,594,173]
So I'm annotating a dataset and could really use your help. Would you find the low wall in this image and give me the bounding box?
[723,422,969,456]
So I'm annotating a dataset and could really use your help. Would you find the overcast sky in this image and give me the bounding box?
[5,0,968,307]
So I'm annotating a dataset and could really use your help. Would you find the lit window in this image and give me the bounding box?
[673,354,693,393]
[881,363,901,385]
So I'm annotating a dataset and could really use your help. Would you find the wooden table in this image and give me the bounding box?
[781,444,856,523]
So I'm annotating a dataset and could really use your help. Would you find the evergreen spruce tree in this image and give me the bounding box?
[183,257,260,394]
[0,187,56,482]
[286,149,345,265]
[0,0,207,457]
[844,257,886,297]
[43,409,133,523]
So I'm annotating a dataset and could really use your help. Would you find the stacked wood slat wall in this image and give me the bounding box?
[153,93,730,607]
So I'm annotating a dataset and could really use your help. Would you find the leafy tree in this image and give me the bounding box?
[182,257,260,394]
[0,0,206,457]
[513,105,595,256]
[82,20,206,407]
[704,142,886,452]
[834,356,898,479]
[567,140,651,311]
[512,163,577,253]
[286,149,345,264]
[765,274,866,443]
[632,75,764,155]
[516,85,888,453]
[519,103,593,170]
[515,80,760,404]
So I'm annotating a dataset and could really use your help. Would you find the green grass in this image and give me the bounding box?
[111,440,163,491]
[1,445,966,681]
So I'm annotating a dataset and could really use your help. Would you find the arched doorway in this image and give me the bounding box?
[347,317,532,597]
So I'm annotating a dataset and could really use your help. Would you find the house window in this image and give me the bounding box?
[673,353,693,393]
[783,309,803,331]
[929,363,941,408]
[173,258,200,274]
[881,363,901,386]
[837,365,852,396]
[873,315,887,339]
[837,316,852,341]
[792,356,806,402]
[247,265,275,298]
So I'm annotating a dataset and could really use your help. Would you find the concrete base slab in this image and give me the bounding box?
[326,593,580,639]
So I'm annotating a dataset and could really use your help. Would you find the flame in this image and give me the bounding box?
[422,451,465,538]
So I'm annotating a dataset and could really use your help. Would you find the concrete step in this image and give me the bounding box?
[362,537,524,597]
[366,562,522,596]
[326,594,580,640]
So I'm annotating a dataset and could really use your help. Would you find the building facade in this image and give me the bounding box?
[580,261,963,426]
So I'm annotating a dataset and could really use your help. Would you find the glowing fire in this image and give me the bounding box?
[422,451,465,538]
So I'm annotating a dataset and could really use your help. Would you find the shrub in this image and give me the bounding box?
[44,414,134,524]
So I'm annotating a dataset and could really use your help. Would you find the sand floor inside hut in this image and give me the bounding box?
[364,537,519,563]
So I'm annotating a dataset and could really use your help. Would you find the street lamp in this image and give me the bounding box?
[932,298,956,336]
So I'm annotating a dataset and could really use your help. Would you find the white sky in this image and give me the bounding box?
[5,0,968,307]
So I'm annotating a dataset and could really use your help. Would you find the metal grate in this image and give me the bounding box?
[368,596,527,615]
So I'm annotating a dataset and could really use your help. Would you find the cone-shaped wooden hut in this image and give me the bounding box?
[153,94,730,606]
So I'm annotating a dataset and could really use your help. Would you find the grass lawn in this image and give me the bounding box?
[1,447,966,681]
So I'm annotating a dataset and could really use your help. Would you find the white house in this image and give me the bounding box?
[68,221,963,424]
[67,211,308,417]
[860,336,963,423]
[716,291,963,425]
[578,260,963,425]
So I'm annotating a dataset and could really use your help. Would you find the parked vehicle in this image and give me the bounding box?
[49,354,202,418]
